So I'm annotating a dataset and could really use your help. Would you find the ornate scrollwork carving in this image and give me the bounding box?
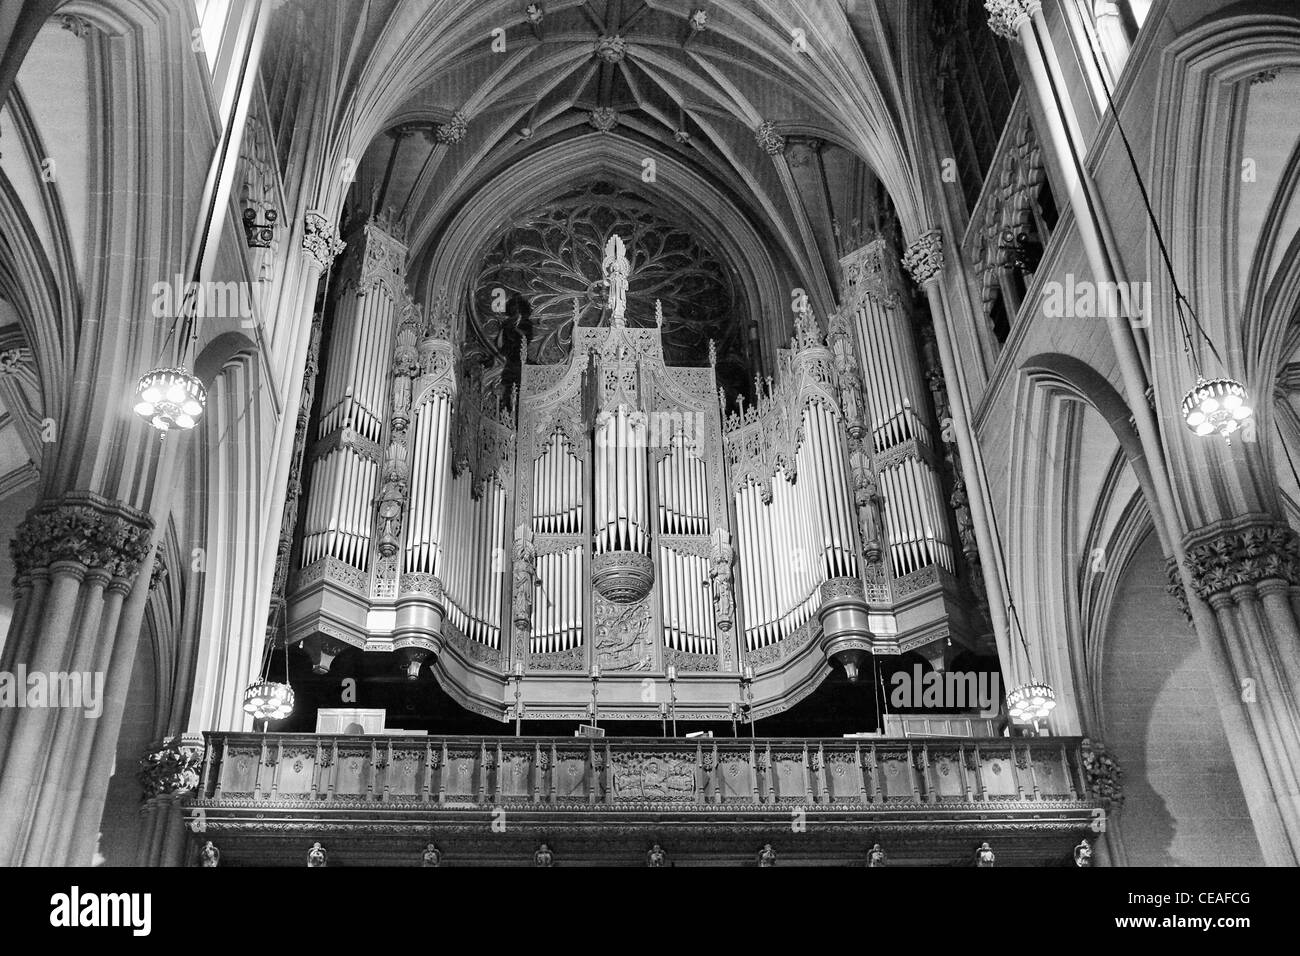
[594,595,654,670]
[722,307,839,499]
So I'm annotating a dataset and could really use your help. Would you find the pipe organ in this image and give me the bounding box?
[289,227,978,722]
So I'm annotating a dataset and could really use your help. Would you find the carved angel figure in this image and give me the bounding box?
[307,842,327,867]
[603,234,630,322]
[511,528,537,629]
[708,529,736,630]
[534,842,554,867]
[199,841,220,867]
[975,842,995,867]
[376,476,407,558]
[422,843,442,867]
[647,843,667,867]
[867,843,886,868]
[758,843,777,867]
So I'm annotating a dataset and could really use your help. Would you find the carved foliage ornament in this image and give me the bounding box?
[755,121,786,155]
[1184,521,1300,599]
[138,739,203,798]
[1080,738,1124,806]
[302,211,346,269]
[901,230,944,286]
[984,0,1040,40]
[594,35,628,62]
[435,110,469,145]
[12,494,154,584]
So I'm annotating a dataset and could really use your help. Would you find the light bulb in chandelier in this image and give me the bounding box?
[241,680,295,721]
[134,367,206,431]
[1006,681,1057,724]
[1181,376,1252,442]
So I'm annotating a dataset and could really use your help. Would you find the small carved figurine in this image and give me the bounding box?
[422,843,442,867]
[1073,839,1093,868]
[308,841,327,867]
[867,843,886,868]
[199,841,220,868]
[758,843,777,867]
[534,842,554,867]
[647,843,667,867]
[975,842,995,867]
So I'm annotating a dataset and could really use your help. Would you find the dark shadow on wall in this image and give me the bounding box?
[1100,531,1262,866]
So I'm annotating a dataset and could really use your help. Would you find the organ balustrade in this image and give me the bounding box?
[191,731,1099,810]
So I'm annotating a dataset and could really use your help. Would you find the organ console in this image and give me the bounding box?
[287,220,977,725]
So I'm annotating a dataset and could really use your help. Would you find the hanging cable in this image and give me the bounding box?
[1070,14,1225,371]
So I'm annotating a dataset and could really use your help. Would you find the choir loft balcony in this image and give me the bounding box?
[185,733,1103,866]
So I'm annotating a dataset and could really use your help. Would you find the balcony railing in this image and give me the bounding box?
[192,733,1098,811]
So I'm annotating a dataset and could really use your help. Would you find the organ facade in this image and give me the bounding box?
[287,221,980,726]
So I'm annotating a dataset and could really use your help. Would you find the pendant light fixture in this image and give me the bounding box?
[1077,19,1252,443]
[243,605,295,723]
[136,2,263,434]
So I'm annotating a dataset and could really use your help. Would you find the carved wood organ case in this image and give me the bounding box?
[289,216,977,724]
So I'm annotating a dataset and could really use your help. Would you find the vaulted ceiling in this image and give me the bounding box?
[282,0,927,373]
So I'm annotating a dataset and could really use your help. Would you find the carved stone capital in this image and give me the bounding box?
[138,736,204,799]
[984,0,1035,40]
[11,492,154,587]
[1182,516,1300,601]
[302,211,346,270]
[902,230,944,286]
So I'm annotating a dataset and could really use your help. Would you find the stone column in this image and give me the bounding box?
[135,735,204,867]
[0,493,154,865]
[900,231,1013,673]
[988,0,1298,862]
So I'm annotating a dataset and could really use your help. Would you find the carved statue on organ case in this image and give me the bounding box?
[199,841,220,867]
[376,452,408,558]
[828,312,866,439]
[603,234,630,323]
[511,526,537,629]
[708,528,736,631]
[849,443,883,562]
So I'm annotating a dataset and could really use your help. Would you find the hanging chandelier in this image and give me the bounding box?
[243,604,295,724]
[242,679,295,721]
[1181,376,1252,442]
[1006,680,1057,724]
[134,367,206,431]
[1068,20,1251,445]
